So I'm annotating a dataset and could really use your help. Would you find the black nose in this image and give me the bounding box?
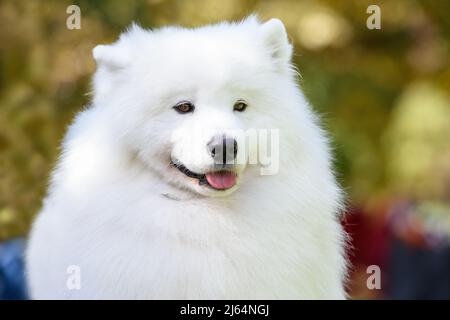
[207,135,238,164]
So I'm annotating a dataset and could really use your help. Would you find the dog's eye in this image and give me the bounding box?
[173,101,195,114]
[233,100,248,112]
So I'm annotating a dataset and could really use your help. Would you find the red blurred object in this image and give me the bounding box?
[342,205,391,298]
[344,206,390,269]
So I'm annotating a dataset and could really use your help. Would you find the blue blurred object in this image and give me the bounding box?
[387,237,450,299]
[0,238,28,300]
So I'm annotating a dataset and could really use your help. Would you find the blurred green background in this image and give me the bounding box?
[1,0,450,298]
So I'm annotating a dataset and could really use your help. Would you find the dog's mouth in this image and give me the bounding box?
[170,160,237,190]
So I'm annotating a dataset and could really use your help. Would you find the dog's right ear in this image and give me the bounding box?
[260,19,293,70]
[93,44,130,71]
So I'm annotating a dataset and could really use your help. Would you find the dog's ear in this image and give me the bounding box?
[260,19,293,68]
[93,23,145,70]
[93,43,130,71]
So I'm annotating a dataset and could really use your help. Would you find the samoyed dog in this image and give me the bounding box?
[26,17,347,299]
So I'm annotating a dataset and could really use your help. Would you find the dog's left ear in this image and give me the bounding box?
[260,19,293,69]
[93,23,144,71]
[93,44,131,71]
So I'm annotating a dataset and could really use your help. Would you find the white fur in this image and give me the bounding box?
[26,17,347,299]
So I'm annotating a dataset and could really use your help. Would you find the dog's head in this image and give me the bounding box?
[92,17,296,197]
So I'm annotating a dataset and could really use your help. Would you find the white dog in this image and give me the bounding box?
[26,17,347,299]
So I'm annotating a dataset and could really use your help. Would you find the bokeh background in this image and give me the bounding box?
[1,0,450,299]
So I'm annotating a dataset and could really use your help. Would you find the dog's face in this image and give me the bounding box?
[92,17,293,196]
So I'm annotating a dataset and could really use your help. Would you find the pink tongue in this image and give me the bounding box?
[205,171,237,190]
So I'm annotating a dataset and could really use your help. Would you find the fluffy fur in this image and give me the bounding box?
[26,17,347,299]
